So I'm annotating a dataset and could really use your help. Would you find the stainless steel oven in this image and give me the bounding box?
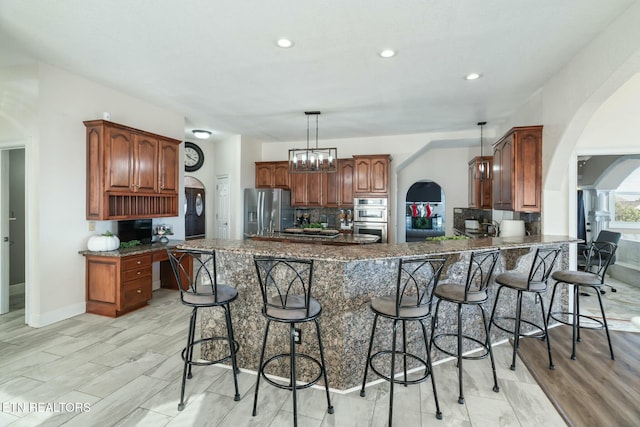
[353,198,388,243]
[353,198,388,223]
[354,222,387,243]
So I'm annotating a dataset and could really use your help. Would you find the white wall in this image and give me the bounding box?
[23,63,184,327]
[214,135,243,239]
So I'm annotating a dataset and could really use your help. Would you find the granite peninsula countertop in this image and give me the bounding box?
[79,240,185,257]
[179,235,579,261]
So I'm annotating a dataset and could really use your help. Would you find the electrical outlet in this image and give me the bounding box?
[294,328,302,344]
[88,221,96,231]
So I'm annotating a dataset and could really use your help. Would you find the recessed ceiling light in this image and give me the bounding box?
[277,38,294,48]
[379,49,396,58]
[465,73,481,80]
[192,130,212,139]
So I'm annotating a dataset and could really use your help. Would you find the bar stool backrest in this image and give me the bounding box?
[584,241,618,284]
[464,249,500,301]
[395,256,447,317]
[167,249,219,304]
[254,257,314,319]
[527,246,562,288]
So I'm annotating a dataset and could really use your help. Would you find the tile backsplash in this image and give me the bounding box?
[453,208,541,235]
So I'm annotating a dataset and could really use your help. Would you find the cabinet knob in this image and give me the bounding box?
[137,271,141,275]
[137,261,141,264]
[137,289,142,293]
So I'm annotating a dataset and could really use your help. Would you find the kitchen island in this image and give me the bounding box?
[179,235,577,390]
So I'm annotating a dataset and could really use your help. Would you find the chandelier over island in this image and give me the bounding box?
[288,111,338,173]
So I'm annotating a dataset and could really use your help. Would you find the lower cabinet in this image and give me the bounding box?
[85,253,153,317]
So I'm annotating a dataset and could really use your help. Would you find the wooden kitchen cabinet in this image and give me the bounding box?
[492,126,542,212]
[290,171,324,207]
[84,120,181,219]
[353,155,391,196]
[325,158,354,207]
[85,253,153,317]
[468,156,493,209]
[255,161,290,189]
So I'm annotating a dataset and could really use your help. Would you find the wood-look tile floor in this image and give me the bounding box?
[0,289,568,427]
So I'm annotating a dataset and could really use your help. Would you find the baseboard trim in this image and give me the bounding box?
[29,301,86,328]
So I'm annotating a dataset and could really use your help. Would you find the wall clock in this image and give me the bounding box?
[184,141,204,172]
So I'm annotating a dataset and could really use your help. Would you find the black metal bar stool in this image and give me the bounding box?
[489,246,561,371]
[548,241,618,360]
[167,248,241,411]
[252,256,333,427]
[430,249,500,404]
[359,256,447,426]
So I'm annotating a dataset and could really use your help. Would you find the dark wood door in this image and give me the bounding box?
[185,187,206,239]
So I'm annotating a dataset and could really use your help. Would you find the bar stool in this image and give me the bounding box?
[167,248,241,411]
[489,246,561,371]
[548,241,618,360]
[359,256,447,426]
[430,249,500,404]
[252,256,333,427]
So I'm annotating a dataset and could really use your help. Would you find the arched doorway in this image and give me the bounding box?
[405,180,445,242]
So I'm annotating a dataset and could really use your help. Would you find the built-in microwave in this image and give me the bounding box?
[353,198,388,223]
[353,221,387,243]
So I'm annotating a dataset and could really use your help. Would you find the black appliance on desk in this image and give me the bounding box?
[117,219,153,244]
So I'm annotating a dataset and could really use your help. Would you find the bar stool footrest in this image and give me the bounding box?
[432,332,490,360]
[369,350,431,386]
[492,316,547,340]
[181,336,240,367]
[549,311,606,330]
[260,352,323,391]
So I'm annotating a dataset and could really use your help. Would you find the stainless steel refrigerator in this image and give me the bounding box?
[244,188,294,236]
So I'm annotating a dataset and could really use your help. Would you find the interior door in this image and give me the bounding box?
[216,176,230,239]
[185,187,205,239]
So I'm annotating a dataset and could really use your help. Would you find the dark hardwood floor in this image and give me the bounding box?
[517,325,640,427]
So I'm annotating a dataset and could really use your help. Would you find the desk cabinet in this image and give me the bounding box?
[85,253,153,317]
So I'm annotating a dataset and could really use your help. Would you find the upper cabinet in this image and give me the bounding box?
[325,158,354,207]
[492,126,542,212]
[290,172,324,207]
[255,161,290,189]
[468,156,493,209]
[84,120,181,220]
[353,155,391,196]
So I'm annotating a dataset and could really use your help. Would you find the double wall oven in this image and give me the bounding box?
[353,197,388,243]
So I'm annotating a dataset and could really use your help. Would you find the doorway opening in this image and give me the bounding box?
[405,180,445,242]
[1,147,26,315]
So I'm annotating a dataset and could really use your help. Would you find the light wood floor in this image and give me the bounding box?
[0,289,569,427]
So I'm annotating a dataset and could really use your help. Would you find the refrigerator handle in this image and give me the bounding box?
[257,191,262,233]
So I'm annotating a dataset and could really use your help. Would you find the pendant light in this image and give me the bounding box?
[288,112,337,173]
[477,121,487,180]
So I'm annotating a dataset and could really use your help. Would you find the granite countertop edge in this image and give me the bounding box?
[177,235,580,262]
[79,240,185,257]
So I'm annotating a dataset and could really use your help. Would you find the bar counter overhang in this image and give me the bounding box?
[177,235,577,390]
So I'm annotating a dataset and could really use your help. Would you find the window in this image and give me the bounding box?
[612,166,640,226]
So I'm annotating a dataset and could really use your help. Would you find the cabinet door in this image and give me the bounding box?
[325,169,339,207]
[339,159,354,206]
[493,135,514,210]
[370,157,389,194]
[290,173,307,206]
[354,158,372,194]
[273,162,290,189]
[306,173,324,206]
[255,163,273,188]
[159,139,179,194]
[133,134,159,193]
[105,126,134,192]
[515,131,542,211]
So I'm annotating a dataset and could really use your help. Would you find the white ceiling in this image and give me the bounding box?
[0,0,636,143]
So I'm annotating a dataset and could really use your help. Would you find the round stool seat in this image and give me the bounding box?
[552,270,602,287]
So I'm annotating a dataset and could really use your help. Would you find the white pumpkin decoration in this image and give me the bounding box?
[87,233,120,251]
